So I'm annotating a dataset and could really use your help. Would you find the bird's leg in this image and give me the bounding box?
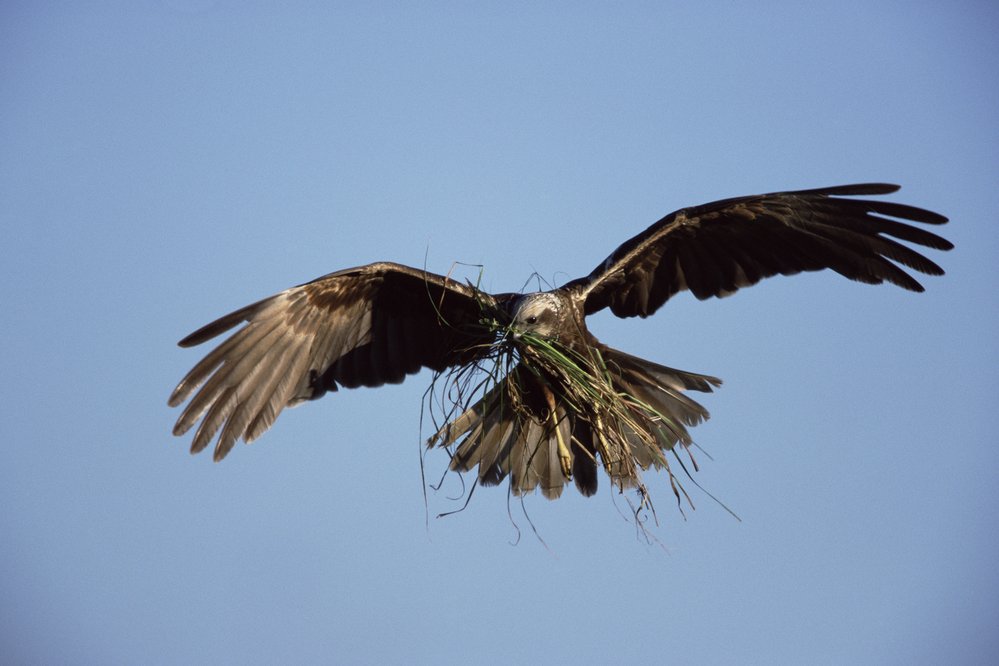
[542,383,573,480]
[592,412,615,477]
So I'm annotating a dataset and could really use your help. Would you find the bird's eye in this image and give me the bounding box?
[526,315,538,325]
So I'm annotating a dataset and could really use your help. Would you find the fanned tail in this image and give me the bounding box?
[428,345,721,500]
[430,366,570,499]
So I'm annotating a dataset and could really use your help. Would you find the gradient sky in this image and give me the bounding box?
[2,2,997,664]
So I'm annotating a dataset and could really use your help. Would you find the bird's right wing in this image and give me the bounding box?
[169,262,504,461]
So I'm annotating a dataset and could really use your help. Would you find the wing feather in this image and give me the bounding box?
[170,262,499,459]
[567,184,951,318]
[173,314,289,436]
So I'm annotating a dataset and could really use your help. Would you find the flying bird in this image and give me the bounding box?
[170,184,951,501]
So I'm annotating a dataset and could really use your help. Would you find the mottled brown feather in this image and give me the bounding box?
[170,262,502,460]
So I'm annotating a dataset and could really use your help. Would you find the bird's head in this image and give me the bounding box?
[509,292,563,340]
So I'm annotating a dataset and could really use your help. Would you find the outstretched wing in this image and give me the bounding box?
[567,184,952,318]
[169,261,503,461]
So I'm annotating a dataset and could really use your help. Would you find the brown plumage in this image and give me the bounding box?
[170,184,951,499]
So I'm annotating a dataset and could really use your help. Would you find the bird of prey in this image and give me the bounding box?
[170,184,950,501]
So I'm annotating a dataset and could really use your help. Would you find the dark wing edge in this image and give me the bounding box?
[169,261,502,461]
[566,183,952,319]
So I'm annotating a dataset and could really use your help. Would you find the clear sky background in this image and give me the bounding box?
[2,2,997,664]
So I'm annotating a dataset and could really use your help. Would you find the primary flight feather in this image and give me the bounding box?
[170,184,951,499]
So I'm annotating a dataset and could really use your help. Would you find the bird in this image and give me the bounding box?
[169,183,951,502]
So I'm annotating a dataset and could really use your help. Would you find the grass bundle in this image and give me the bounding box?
[426,314,708,515]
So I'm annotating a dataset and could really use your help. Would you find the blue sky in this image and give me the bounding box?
[2,2,997,664]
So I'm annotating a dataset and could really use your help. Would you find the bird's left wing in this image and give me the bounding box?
[566,184,952,318]
[169,262,504,461]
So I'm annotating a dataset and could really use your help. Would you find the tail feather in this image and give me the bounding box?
[428,348,720,500]
[570,423,598,496]
[437,371,564,498]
